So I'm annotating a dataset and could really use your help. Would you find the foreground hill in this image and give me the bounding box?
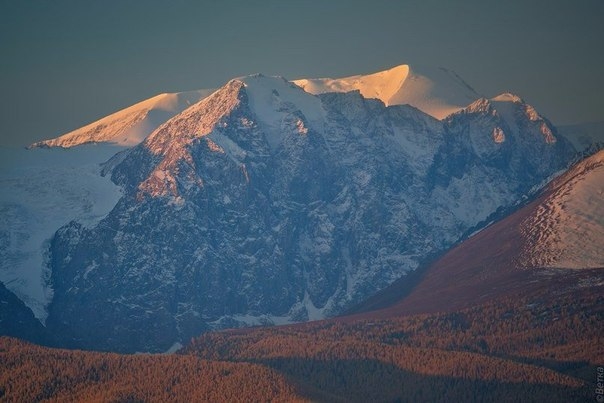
[187,290,600,402]
[2,288,599,402]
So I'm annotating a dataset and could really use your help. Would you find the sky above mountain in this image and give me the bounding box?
[1,0,603,147]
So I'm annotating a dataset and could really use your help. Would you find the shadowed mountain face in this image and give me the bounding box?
[40,74,575,352]
[0,283,48,345]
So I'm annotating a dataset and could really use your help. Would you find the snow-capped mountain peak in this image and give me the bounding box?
[30,64,480,150]
[132,74,327,199]
[491,92,524,103]
[465,93,527,113]
[30,89,215,149]
[294,64,410,107]
[144,80,245,152]
[293,64,481,119]
[456,94,559,145]
[238,74,326,146]
[463,97,495,115]
[139,74,325,159]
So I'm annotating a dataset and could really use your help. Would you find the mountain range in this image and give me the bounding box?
[0,64,598,354]
[29,64,480,149]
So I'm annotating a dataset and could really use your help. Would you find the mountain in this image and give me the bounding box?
[293,64,481,119]
[35,72,574,352]
[30,90,214,148]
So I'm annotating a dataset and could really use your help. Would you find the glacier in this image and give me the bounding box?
[0,145,124,321]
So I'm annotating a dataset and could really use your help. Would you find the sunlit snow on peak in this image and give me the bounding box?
[491,92,524,103]
[293,63,481,119]
[30,89,215,149]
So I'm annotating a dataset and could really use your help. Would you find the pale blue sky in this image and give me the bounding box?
[1,0,603,146]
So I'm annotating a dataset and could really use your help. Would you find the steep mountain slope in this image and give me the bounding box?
[30,90,214,148]
[0,283,49,345]
[42,74,574,352]
[294,64,481,119]
[186,287,600,402]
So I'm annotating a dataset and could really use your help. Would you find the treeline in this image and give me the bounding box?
[0,337,306,402]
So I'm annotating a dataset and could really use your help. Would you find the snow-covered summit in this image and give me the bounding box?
[30,89,214,149]
[293,64,481,119]
[457,93,559,145]
[491,92,524,103]
[132,74,327,198]
[240,74,325,129]
[140,75,323,157]
[294,65,410,107]
[464,92,525,113]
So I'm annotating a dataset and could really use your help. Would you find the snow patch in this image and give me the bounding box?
[491,92,524,103]
[303,291,325,321]
[163,342,183,354]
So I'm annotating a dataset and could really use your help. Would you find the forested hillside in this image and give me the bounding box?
[186,290,602,402]
[0,337,305,402]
